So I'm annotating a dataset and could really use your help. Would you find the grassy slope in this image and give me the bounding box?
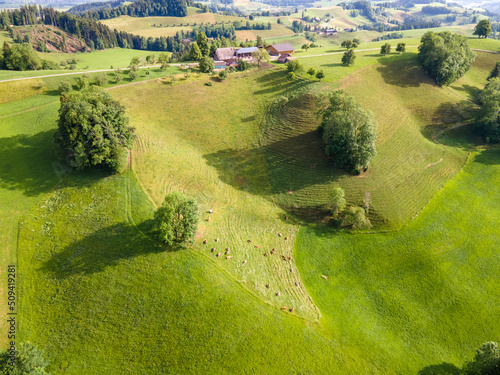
[295,149,500,374]
[2,32,498,375]
[18,171,360,374]
[0,94,61,348]
[273,52,476,226]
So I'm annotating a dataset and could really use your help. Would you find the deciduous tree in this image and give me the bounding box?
[318,90,377,173]
[342,49,356,66]
[154,192,199,246]
[330,186,346,216]
[199,56,214,73]
[55,87,134,172]
[396,42,406,54]
[473,19,492,38]
[189,42,203,61]
[418,31,475,86]
[380,43,391,55]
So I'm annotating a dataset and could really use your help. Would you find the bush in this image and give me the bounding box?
[218,69,228,81]
[94,73,107,86]
[76,75,89,90]
[341,206,372,229]
[236,59,249,71]
[286,71,296,81]
[0,342,49,375]
[58,79,72,93]
[199,56,214,73]
[154,192,199,246]
[286,60,303,73]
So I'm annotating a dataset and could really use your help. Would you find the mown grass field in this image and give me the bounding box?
[295,149,500,373]
[1,27,500,374]
[100,8,294,40]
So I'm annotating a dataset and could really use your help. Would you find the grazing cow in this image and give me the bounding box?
[264,253,268,257]
[255,245,260,248]
[284,237,288,240]
[290,307,295,312]
[243,260,247,264]
[208,217,211,222]
[278,233,282,237]
[247,239,252,243]
[217,252,222,257]
[285,216,288,220]
[209,209,213,213]
[203,240,208,244]
[288,256,292,261]
[281,307,287,311]
[266,284,270,289]
[276,292,280,296]
[215,238,219,242]
[226,256,231,259]
[290,268,293,272]
[211,248,215,252]
[295,282,299,287]
[225,250,230,255]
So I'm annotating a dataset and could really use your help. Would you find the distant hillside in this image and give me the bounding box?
[67,0,127,15]
[10,25,90,53]
[77,0,195,20]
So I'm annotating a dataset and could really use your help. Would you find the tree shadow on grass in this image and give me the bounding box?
[473,148,500,165]
[417,362,462,375]
[252,69,315,96]
[0,130,59,196]
[449,84,481,102]
[376,58,426,88]
[320,62,343,68]
[40,222,174,280]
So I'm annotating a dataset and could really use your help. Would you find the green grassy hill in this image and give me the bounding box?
[295,148,500,373]
[1,31,499,374]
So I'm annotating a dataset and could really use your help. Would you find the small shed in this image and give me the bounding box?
[277,53,294,63]
[226,58,239,68]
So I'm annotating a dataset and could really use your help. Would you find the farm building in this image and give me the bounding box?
[226,58,239,68]
[277,53,294,64]
[214,47,236,61]
[236,46,259,59]
[265,43,295,56]
[214,61,227,70]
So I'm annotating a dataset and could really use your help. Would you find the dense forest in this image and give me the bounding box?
[0,4,242,59]
[67,0,125,16]
[78,0,193,21]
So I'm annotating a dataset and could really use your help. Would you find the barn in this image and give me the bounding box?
[265,43,295,56]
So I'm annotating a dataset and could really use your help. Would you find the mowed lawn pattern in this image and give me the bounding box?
[295,149,500,373]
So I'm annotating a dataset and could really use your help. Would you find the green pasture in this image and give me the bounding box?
[295,148,500,374]
[1,23,500,374]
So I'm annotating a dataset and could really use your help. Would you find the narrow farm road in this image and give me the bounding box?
[0,48,497,83]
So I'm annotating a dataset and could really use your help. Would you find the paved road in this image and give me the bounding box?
[0,47,497,83]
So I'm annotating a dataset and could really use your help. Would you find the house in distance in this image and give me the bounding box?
[265,43,295,56]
